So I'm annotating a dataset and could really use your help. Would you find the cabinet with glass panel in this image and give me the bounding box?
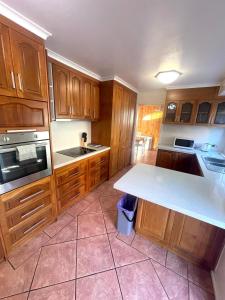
[212,101,225,125]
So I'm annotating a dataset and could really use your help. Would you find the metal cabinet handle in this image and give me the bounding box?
[23,217,46,235]
[11,71,16,89]
[19,190,44,204]
[17,73,23,90]
[21,204,45,219]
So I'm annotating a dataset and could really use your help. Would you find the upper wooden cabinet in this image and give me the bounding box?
[0,19,48,101]
[50,61,100,121]
[163,87,225,126]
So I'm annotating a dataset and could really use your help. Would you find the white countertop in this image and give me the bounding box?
[53,146,110,169]
[114,145,225,230]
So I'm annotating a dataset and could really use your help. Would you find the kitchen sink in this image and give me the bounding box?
[202,156,225,173]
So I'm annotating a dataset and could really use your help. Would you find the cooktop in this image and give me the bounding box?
[57,147,96,158]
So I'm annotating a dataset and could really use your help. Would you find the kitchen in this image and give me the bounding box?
[0,1,225,299]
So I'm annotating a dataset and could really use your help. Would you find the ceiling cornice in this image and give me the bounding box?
[166,82,221,90]
[101,75,139,93]
[0,1,52,40]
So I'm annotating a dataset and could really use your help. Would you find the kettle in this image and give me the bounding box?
[201,143,214,152]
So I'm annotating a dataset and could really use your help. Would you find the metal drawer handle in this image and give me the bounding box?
[23,217,46,235]
[21,204,45,219]
[11,71,16,89]
[19,190,44,204]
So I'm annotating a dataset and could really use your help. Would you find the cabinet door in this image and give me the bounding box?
[136,200,173,244]
[83,80,92,118]
[10,29,48,101]
[0,237,4,262]
[169,213,223,268]
[52,64,71,118]
[164,101,179,123]
[195,101,212,124]
[0,97,49,132]
[156,149,174,169]
[91,84,100,120]
[212,101,225,125]
[70,72,83,118]
[179,101,195,124]
[0,23,17,97]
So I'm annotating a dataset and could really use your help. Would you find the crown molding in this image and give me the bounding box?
[0,1,52,40]
[166,82,221,90]
[101,75,138,93]
[47,49,102,81]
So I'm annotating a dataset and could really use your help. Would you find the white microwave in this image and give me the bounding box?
[174,138,194,149]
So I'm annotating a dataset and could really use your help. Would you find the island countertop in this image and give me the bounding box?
[114,163,225,230]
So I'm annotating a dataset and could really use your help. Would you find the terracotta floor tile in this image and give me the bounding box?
[189,282,215,300]
[100,194,119,212]
[5,293,28,300]
[117,260,168,300]
[97,184,118,196]
[0,251,40,299]
[8,232,50,269]
[32,241,76,289]
[109,233,147,267]
[166,251,188,278]
[66,200,90,217]
[46,219,77,245]
[77,234,114,277]
[80,199,102,215]
[44,213,74,237]
[103,212,117,233]
[152,260,189,300]
[117,230,135,245]
[188,263,214,293]
[84,191,101,203]
[77,213,106,238]
[76,270,122,300]
[132,234,167,265]
[29,281,75,300]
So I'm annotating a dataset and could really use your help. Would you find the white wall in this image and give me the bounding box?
[137,89,166,105]
[50,120,91,152]
[159,124,225,152]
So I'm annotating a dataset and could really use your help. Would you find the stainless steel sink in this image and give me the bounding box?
[202,156,225,173]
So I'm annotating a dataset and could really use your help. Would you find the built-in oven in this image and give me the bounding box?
[0,131,52,195]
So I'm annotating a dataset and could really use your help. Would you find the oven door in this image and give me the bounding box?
[0,140,52,195]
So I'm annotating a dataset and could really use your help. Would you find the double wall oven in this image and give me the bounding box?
[0,131,52,195]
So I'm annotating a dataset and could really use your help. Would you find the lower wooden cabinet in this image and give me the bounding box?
[0,236,5,262]
[88,151,109,190]
[136,199,225,269]
[0,176,56,253]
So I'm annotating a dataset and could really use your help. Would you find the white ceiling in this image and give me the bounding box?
[3,0,225,91]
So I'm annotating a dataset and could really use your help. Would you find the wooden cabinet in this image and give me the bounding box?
[51,60,100,120]
[92,81,137,178]
[156,149,203,176]
[163,87,225,127]
[0,234,5,262]
[136,199,225,269]
[0,176,56,252]
[88,151,109,190]
[0,96,49,132]
[0,18,48,101]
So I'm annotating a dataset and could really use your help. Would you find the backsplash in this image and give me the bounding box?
[50,121,91,152]
[159,124,225,152]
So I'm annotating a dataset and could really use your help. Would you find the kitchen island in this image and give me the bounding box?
[114,163,225,269]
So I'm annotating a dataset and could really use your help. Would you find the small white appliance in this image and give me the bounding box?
[173,137,194,150]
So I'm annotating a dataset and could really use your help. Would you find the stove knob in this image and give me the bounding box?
[3,136,10,143]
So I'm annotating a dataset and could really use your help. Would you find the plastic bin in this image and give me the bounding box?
[117,194,137,235]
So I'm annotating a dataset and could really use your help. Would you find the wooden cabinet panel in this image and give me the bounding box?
[88,151,109,190]
[0,22,17,97]
[178,101,196,124]
[195,101,213,124]
[53,64,70,118]
[0,237,4,262]
[156,149,174,170]
[83,79,92,118]
[212,101,225,125]
[70,72,83,118]
[0,96,49,132]
[91,84,100,120]
[136,200,172,243]
[164,101,179,123]
[10,29,48,101]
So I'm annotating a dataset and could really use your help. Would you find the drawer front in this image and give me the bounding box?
[6,195,51,228]
[58,174,86,197]
[2,178,51,211]
[59,185,85,209]
[56,161,87,185]
[89,153,109,169]
[9,207,53,245]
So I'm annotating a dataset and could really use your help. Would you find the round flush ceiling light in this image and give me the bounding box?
[155,70,182,84]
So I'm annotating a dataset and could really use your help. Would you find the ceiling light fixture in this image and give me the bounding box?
[155,70,182,84]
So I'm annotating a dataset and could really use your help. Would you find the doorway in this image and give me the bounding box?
[134,104,163,165]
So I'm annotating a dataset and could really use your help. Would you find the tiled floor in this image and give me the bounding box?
[0,167,215,299]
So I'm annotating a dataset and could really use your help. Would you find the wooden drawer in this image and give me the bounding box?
[58,174,86,198]
[2,177,51,211]
[56,161,87,185]
[89,152,109,169]
[6,195,51,229]
[9,207,53,245]
[59,184,85,209]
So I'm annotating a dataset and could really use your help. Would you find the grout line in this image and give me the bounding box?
[27,247,43,298]
[75,213,78,300]
[150,259,170,299]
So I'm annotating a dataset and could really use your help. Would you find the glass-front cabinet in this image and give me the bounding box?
[179,101,195,124]
[195,101,212,124]
[213,101,225,125]
[164,101,179,123]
